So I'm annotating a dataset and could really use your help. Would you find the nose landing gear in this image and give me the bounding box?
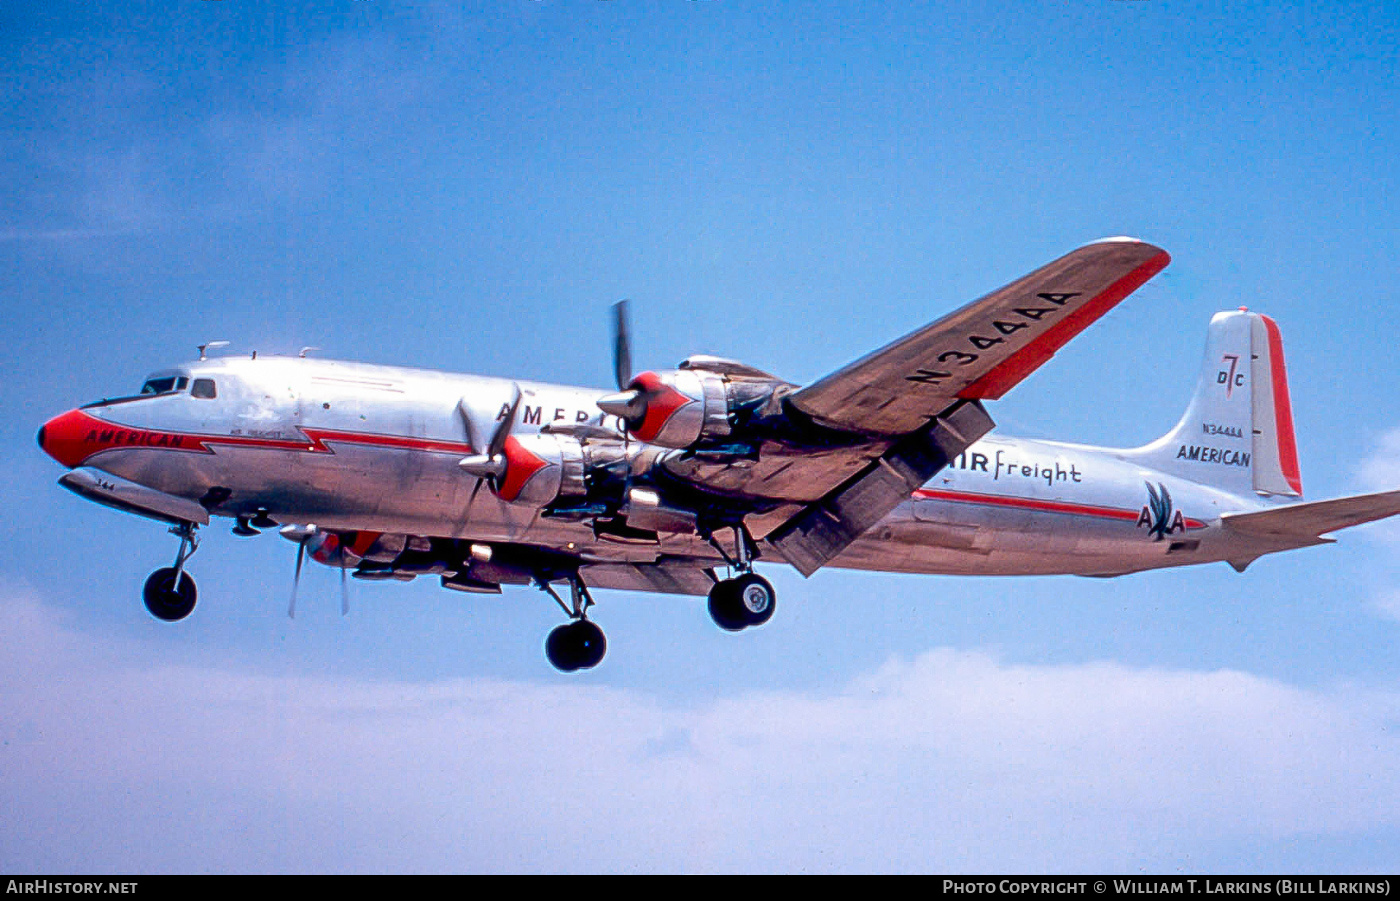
[143,521,199,621]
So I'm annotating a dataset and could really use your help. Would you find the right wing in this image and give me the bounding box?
[789,238,1171,436]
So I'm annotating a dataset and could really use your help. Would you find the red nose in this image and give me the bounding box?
[37,409,99,468]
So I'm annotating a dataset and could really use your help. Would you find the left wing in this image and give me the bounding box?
[757,238,1169,574]
[788,238,1170,436]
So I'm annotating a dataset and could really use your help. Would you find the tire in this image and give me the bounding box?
[545,623,581,672]
[707,580,749,632]
[571,620,606,670]
[545,621,607,672]
[143,567,197,622]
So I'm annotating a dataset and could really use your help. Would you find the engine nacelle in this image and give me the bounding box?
[298,529,403,568]
[622,369,733,448]
[493,433,588,506]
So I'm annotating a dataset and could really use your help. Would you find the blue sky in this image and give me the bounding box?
[3,0,1399,874]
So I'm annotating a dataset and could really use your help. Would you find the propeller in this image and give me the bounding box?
[459,384,527,510]
[613,299,632,391]
[598,300,650,425]
[280,524,349,618]
[290,542,304,619]
[281,524,315,619]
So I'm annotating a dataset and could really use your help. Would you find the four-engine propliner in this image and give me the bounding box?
[39,239,1400,672]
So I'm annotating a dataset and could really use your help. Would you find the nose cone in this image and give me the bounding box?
[38,409,97,468]
[597,389,645,421]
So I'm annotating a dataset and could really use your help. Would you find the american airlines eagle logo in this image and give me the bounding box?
[1138,481,1186,540]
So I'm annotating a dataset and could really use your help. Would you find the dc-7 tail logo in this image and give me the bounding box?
[1218,354,1244,397]
[1139,481,1186,540]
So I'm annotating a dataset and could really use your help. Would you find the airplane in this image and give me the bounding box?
[36,237,1400,672]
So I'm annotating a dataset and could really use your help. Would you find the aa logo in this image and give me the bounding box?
[1138,481,1186,541]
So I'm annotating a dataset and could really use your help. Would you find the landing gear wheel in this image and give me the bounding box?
[545,625,579,672]
[733,573,775,627]
[707,580,749,632]
[709,574,777,630]
[545,620,606,672]
[143,567,197,622]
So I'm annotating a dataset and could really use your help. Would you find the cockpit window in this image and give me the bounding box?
[191,378,217,399]
[140,377,180,395]
[82,374,192,408]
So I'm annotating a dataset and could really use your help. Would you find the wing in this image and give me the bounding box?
[755,238,1169,574]
[788,238,1171,435]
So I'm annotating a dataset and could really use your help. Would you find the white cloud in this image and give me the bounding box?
[1370,591,1400,625]
[1358,427,1400,495]
[2,594,1397,873]
[1352,428,1400,618]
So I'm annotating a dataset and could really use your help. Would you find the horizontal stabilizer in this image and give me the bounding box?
[1222,490,1400,542]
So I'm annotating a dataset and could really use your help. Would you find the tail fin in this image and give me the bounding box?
[1126,309,1302,499]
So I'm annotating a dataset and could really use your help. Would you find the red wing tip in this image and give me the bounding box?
[958,246,1172,401]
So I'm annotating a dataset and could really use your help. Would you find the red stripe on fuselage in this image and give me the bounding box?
[913,487,1206,530]
[299,427,476,456]
[39,408,476,468]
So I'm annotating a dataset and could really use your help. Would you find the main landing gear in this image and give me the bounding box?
[702,523,776,632]
[143,521,199,622]
[537,574,606,673]
[708,572,776,632]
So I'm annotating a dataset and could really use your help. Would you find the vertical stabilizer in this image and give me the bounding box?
[1125,310,1302,499]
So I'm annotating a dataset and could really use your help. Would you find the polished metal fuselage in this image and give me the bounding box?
[60,355,1282,579]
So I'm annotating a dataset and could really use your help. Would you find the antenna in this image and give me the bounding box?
[197,340,230,361]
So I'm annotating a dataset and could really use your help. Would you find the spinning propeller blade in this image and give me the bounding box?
[289,538,305,619]
[613,299,632,390]
[459,383,523,487]
[488,383,522,461]
[598,300,650,426]
[280,524,319,619]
